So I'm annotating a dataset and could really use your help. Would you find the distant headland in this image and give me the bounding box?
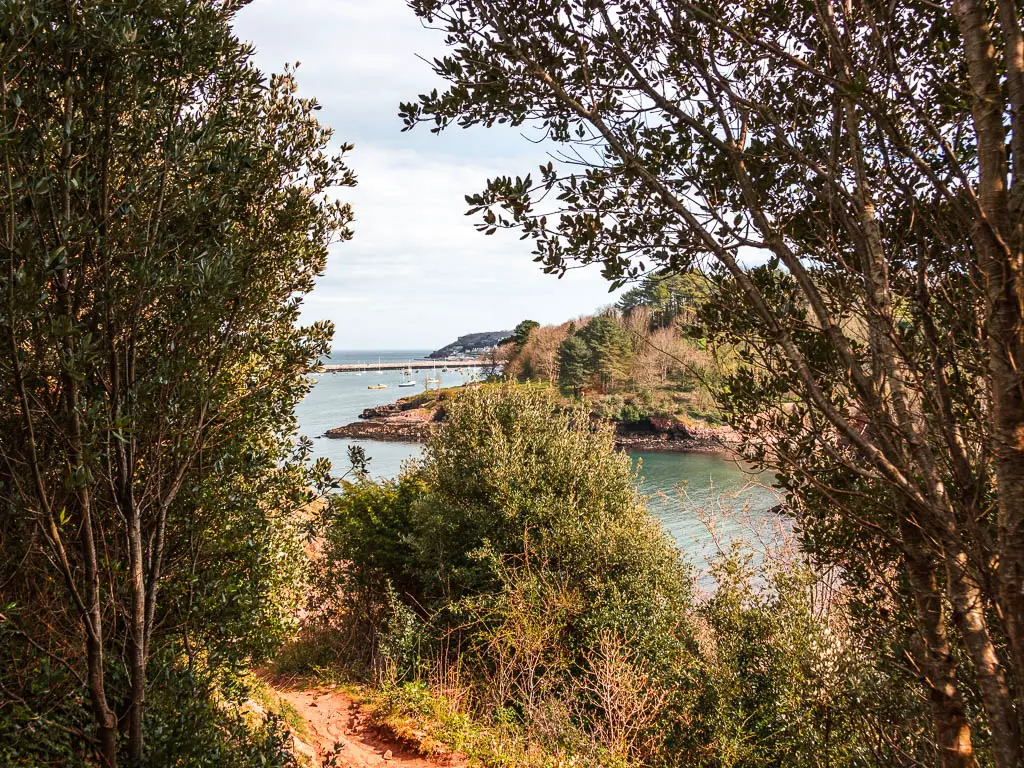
[428,330,511,359]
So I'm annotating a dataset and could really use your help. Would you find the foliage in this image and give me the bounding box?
[143,665,299,768]
[554,315,633,393]
[320,385,695,755]
[0,0,352,763]
[401,0,1024,762]
[0,607,300,768]
[556,333,591,393]
[576,316,633,391]
[616,272,710,329]
[690,547,933,767]
[499,322,570,383]
[510,319,541,347]
[499,306,731,415]
[317,384,930,766]
[327,384,689,638]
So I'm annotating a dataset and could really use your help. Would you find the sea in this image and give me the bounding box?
[296,350,783,568]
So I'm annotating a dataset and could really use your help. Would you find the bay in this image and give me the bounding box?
[297,349,782,562]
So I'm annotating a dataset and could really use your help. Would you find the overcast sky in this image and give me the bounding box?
[233,0,620,350]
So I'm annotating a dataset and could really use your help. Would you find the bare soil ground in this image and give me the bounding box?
[263,676,467,768]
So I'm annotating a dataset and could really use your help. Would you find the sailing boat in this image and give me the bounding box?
[368,356,387,389]
[425,362,441,388]
[398,364,416,387]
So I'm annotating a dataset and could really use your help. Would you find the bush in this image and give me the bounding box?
[317,384,931,767]
[0,618,300,768]
[320,384,694,760]
[144,664,298,768]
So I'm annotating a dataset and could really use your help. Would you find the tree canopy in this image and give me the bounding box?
[616,272,709,329]
[510,318,541,346]
[402,1,1024,764]
[0,1,353,764]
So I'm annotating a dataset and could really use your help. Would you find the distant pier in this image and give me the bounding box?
[321,359,486,373]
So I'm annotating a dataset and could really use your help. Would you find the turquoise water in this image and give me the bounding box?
[297,350,782,562]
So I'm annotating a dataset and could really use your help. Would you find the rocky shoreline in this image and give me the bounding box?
[323,400,438,442]
[612,418,739,453]
[324,398,738,454]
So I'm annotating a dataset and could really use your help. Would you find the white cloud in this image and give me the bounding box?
[235,0,620,350]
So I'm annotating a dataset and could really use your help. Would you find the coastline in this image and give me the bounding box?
[323,396,739,455]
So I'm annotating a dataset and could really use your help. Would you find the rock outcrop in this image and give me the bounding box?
[612,416,739,452]
[328,396,736,453]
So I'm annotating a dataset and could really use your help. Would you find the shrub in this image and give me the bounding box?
[320,384,696,759]
[317,384,931,766]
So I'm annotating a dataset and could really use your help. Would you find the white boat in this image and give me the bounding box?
[398,380,416,388]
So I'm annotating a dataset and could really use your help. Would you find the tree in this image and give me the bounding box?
[557,332,591,393]
[578,315,632,391]
[616,272,709,328]
[324,382,694,687]
[0,1,352,764]
[511,318,541,346]
[402,1,1024,764]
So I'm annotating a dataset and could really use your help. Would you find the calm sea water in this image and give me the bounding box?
[296,350,782,563]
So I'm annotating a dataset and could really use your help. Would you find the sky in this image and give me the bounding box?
[233,0,621,351]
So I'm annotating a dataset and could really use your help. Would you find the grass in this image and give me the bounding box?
[398,385,465,410]
[265,633,597,767]
[268,634,351,684]
[345,679,620,768]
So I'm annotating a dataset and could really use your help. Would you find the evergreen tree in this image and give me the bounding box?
[511,318,540,346]
[557,333,591,393]
[578,316,632,391]
[0,2,353,763]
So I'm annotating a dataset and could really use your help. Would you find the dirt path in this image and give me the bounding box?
[263,677,465,768]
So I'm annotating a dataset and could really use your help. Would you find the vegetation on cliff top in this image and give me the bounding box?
[497,272,732,427]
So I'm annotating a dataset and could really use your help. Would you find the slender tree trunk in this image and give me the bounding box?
[66,365,117,766]
[954,0,1024,710]
[902,521,977,768]
[127,502,147,766]
[80,486,118,768]
[946,549,1021,768]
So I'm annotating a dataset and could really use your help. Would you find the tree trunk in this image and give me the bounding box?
[946,549,1021,768]
[953,0,1024,711]
[80,487,117,767]
[127,502,147,766]
[85,622,118,768]
[902,521,977,768]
